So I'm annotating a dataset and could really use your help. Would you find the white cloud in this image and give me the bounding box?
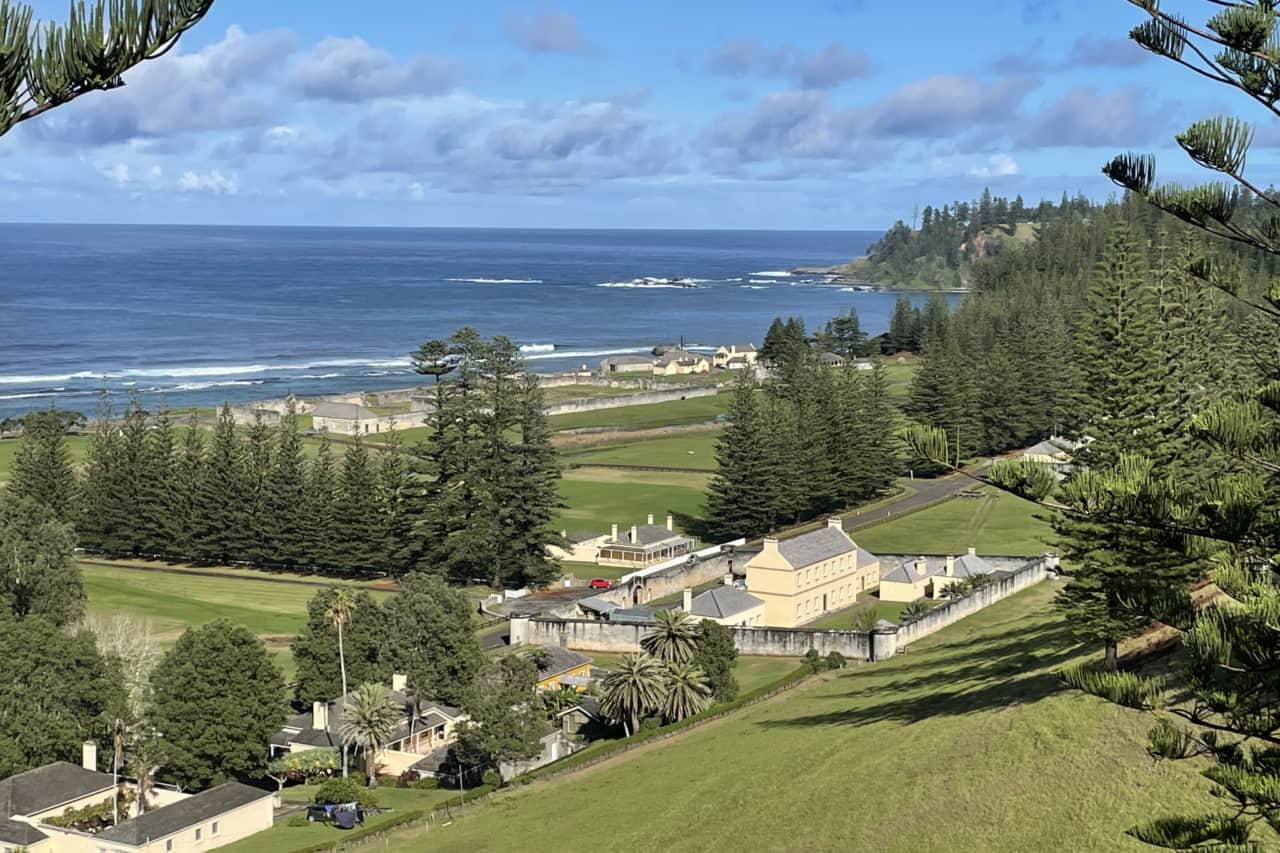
[969,153,1019,178]
[178,170,239,194]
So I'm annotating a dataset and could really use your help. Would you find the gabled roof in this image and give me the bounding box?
[881,552,998,584]
[556,695,602,720]
[777,527,855,568]
[312,401,378,420]
[531,645,593,679]
[0,817,46,846]
[274,686,463,749]
[655,350,706,367]
[603,355,653,366]
[690,586,764,619]
[0,761,114,820]
[609,524,687,548]
[1022,438,1073,459]
[717,343,756,353]
[96,783,271,845]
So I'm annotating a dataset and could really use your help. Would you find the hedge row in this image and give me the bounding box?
[512,664,812,785]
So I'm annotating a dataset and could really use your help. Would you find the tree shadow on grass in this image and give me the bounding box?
[761,620,1088,729]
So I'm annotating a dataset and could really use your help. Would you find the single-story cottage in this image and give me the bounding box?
[600,355,654,375]
[878,548,999,602]
[713,344,758,369]
[653,350,710,376]
[597,515,693,568]
[684,585,766,627]
[530,646,594,692]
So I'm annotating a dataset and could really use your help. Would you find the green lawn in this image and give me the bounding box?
[0,434,93,484]
[564,431,721,470]
[879,354,920,402]
[378,581,1212,852]
[547,392,733,432]
[541,385,639,404]
[556,468,708,535]
[219,785,459,853]
[853,490,1055,556]
[804,590,938,629]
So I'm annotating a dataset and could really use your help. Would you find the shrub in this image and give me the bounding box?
[412,776,440,790]
[286,813,309,828]
[825,651,846,671]
[1060,663,1162,710]
[481,769,501,788]
[314,777,373,806]
[639,716,662,732]
[1146,718,1198,760]
[802,648,824,672]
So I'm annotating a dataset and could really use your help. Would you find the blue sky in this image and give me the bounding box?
[0,0,1261,229]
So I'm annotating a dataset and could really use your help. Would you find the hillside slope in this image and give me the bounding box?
[383,580,1210,853]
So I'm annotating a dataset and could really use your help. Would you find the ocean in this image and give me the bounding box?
[0,224,934,420]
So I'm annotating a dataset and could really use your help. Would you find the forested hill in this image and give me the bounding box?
[850,189,1098,290]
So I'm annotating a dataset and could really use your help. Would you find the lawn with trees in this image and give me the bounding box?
[849,489,1055,557]
[374,582,1212,852]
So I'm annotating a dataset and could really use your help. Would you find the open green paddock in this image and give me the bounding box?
[547,392,733,432]
[851,489,1055,557]
[374,580,1212,853]
[555,468,708,536]
[562,430,720,470]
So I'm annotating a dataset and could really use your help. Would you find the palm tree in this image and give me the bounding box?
[640,609,699,664]
[340,683,402,785]
[601,654,668,736]
[661,663,712,723]
[325,587,358,777]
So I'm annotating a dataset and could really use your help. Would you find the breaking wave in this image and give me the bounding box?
[445,277,543,284]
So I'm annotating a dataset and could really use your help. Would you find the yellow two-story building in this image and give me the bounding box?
[745,518,880,627]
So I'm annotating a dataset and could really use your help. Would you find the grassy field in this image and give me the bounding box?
[219,785,459,853]
[547,392,732,432]
[563,431,720,470]
[879,353,920,402]
[556,468,708,535]
[0,434,93,484]
[541,384,639,404]
[853,490,1055,556]
[379,581,1211,852]
[804,590,939,629]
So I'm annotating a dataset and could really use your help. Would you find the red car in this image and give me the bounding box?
[588,578,612,590]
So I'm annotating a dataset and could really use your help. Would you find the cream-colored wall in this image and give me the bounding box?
[138,796,275,852]
[746,540,880,628]
[878,577,929,602]
[548,538,604,563]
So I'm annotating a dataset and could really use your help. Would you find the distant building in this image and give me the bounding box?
[851,358,875,371]
[817,351,846,367]
[684,584,766,627]
[713,344,758,369]
[744,518,880,627]
[549,530,610,564]
[600,355,654,375]
[270,674,468,778]
[311,401,387,436]
[596,514,693,568]
[652,350,710,376]
[529,645,593,692]
[878,548,1000,602]
[1020,435,1085,478]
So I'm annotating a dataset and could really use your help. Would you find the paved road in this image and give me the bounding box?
[841,472,977,531]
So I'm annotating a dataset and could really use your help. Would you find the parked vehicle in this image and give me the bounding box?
[588,578,612,589]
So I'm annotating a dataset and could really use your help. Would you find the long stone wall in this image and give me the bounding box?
[545,386,719,417]
[510,554,1057,660]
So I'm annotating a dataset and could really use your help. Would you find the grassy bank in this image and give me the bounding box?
[852,490,1055,556]
[377,581,1210,852]
[548,392,732,432]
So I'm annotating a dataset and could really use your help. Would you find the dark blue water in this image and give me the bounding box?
[0,225,932,419]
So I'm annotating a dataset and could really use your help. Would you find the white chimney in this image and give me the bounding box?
[968,546,977,557]
[313,700,328,731]
[647,513,654,525]
[945,555,955,577]
[827,516,844,531]
[666,514,674,531]
[683,588,693,612]
[630,525,638,543]
[82,741,97,772]
[392,673,407,692]
[915,558,928,577]
[611,523,619,541]
[723,573,734,586]
[762,536,780,555]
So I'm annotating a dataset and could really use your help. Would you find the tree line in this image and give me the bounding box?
[7,328,564,589]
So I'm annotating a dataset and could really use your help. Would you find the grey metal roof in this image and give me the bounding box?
[855,545,879,567]
[557,695,602,720]
[719,343,756,352]
[97,782,271,845]
[818,352,845,364]
[690,586,764,619]
[881,553,998,584]
[608,606,657,624]
[312,401,378,420]
[610,524,687,548]
[0,817,46,845]
[577,596,619,614]
[531,645,593,678]
[603,355,653,366]
[276,686,463,750]
[0,761,114,820]
[777,527,855,568]
[655,350,705,366]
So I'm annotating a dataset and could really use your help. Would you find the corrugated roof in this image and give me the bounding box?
[97,783,271,845]
[777,527,855,568]
[690,587,764,619]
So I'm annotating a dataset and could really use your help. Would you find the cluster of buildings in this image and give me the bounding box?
[572,517,1006,630]
[551,513,694,569]
[0,748,274,853]
[600,344,759,377]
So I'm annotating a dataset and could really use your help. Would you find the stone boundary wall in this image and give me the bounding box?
[543,386,718,417]
[512,554,1057,660]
